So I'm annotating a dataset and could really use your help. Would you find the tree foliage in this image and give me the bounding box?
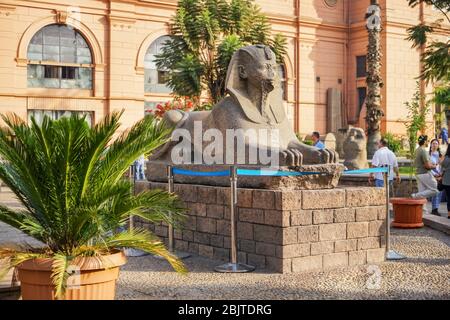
[433,85,450,105]
[404,83,430,192]
[382,132,403,154]
[405,83,430,160]
[406,0,450,83]
[155,0,287,103]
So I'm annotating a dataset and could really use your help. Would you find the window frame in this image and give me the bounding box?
[144,35,173,94]
[357,86,367,112]
[277,63,288,101]
[28,109,94,127]
[356,55,367,78]
[26,24,94,90]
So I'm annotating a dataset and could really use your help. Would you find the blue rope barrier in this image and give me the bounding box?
[172,167,230,177]
[236,169,321,176]
[344,167,388,174]
[171,166,389,177]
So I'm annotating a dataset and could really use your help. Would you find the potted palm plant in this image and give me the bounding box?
[390,86,429,228]
[0,111,186,300]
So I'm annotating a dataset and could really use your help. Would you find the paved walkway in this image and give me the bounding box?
[116,226,450,300]
[0,190,40,248]
[0,188,40,290]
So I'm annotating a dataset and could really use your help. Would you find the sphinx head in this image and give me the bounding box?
[227,45,278,94]
[224,45,286,124]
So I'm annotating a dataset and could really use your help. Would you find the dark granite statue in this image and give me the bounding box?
[152,44,338,167]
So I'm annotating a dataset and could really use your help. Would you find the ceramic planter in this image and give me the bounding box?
[390,197,426,228]
[17,250,126,300]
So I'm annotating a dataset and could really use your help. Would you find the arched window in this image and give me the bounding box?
[144,35,172,93]
[277,64,287,101]
[27,24,93,89]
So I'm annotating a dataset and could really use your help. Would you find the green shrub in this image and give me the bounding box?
[382,132,402,154]
[404,83,430,193]
[296,132,313,145]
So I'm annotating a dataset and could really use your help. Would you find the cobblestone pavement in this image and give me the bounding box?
[1,189,449,299]
[116,227,450,300]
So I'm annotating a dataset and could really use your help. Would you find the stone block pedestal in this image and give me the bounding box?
[135,181,387,273]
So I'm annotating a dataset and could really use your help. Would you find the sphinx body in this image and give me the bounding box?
[152,45,337,167]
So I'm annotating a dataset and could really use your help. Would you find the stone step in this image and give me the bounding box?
[423,213,450,235]
[0,192,17,202]
[0,266,19,290]
[0,221,44,246]
[0,201,23,210]
[0,187,12,193]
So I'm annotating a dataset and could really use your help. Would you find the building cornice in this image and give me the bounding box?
[116,0,178,10]
[0,4,16,14]
[299,17,349,31]
[0,93,146,102]
[385,20,450,34]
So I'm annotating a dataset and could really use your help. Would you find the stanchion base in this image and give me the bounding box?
[214,263,255,273]
[386,250,406,260]
[154,251,191,260]
[124,248,150,257]
[391,221,424,228]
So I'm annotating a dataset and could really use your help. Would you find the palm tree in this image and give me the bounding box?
[0,111,186,298]
[366,0,385,158]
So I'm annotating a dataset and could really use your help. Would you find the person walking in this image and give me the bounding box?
[134,154,146,180]
[439,145,450,219]
[440,127,448,145]
[311,131,325,149]
[369,138,400,188]
[429,138,443,216]
[411,135,439,215]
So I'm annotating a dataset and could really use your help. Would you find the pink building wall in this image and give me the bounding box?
[0,0,447,138]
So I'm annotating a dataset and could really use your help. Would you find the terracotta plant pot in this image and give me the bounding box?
[17,250,127,300]
[390,197,426,228]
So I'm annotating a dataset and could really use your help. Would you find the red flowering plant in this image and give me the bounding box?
[148,96,199,119]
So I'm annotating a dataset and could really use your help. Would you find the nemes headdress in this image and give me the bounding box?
[224,45,286,124]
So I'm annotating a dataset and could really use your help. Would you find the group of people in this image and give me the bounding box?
[369,134,450,219]
[411,135,450,219]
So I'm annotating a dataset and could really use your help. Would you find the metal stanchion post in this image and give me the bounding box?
[124,164,149,256]
[159,165,190,259]
[384,165,406,260]
[215,166,255,273]
[129,164,135,231]
[167,165,174,252]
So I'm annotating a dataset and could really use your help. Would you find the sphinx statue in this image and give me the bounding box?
[152,44,337,167]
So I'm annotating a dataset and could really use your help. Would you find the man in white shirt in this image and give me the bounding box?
[369,138,400,187]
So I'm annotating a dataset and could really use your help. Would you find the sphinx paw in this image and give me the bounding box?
[279,148,303,167]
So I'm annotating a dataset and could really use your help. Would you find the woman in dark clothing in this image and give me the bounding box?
[439,145,450,219]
